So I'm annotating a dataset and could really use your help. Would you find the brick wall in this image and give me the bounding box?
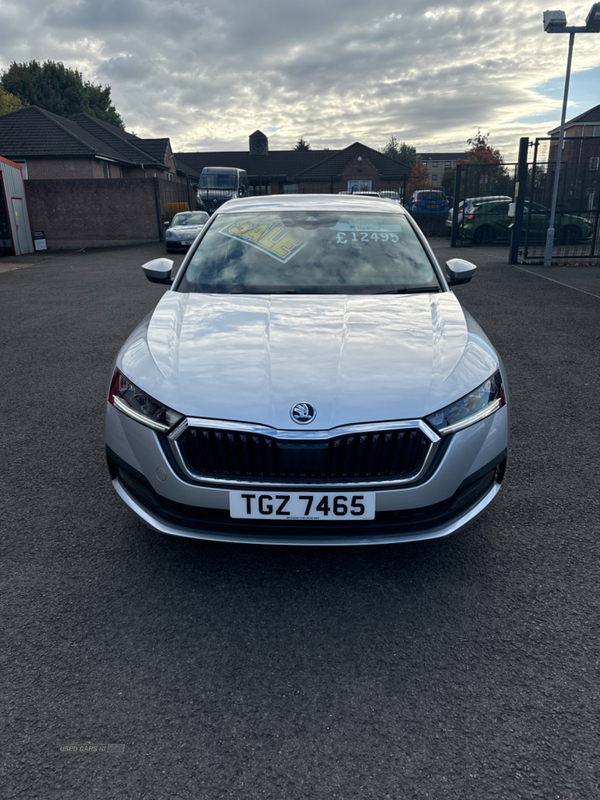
[25,178,194,249]
[23,158,98,179]
[121,165,186,183]
[21,157,185,183]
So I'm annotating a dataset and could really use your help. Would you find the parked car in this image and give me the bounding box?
[445,196,512,231]
[407,190,449,214]
[106,195,508,546]
[379,190,403,205]
[461,199,593,245]
[165,211,209,253]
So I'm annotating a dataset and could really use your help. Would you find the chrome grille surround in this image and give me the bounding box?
[167,418,441,488]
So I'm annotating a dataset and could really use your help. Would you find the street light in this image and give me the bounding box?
[542,4,600,266]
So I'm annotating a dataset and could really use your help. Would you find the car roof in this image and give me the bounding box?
[465,195,511,204]
[473,199,511,208]
[201,166,244,172]
[217,194,409,215]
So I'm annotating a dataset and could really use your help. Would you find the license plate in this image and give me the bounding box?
[427,204,438,208]
[230,491,375,521]
[182,240,192,245]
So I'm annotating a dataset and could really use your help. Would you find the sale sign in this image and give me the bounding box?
[219,220,307,263]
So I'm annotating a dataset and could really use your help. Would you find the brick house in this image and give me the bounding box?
[0,106,198,249]
[176,131,412,198]
[547,104,600,211]
[0,105,196,183]
[548,103,600,140]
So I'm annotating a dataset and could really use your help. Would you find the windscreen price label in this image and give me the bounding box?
[331,222,402,245]
[335,231,399,244]
[230,491,376,520]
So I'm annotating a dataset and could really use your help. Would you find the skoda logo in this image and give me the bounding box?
[291,402,316,425]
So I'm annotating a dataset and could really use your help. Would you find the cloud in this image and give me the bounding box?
[45,0,147,30]
[1,0,599,159]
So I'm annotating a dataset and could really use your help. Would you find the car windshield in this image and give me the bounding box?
[177,210,440,294]
[172,212,209,226]
[200,174,238,189]
[418,192,444,200]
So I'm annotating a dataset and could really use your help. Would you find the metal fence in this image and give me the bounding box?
[520,137,600,261]
[447,163,518,247]
[245,178,457,235]
[447,138,600,262]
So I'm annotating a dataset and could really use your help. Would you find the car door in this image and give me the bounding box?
[486,202,511,240]
[525,202,550,240]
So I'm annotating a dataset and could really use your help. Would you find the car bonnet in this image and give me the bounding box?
[119,292,498,429]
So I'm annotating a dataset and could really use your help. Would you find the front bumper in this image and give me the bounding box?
[165,239,194,251]
[105,402,508,546]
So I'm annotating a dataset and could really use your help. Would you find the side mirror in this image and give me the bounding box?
[445,258,476,286]
[164,220,170,226]
[142,257,173,285]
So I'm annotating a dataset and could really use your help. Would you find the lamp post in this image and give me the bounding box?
[542,4,600,266]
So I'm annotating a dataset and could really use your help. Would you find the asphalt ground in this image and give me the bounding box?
[1,240,599,800]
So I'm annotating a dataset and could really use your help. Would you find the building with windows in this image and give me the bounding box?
[414,152,466,188]
[547,104,600,212]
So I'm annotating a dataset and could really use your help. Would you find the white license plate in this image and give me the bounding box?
[182,241,192,245]
[230,491,375,521]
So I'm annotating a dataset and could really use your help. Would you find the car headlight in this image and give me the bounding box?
[108,369,184,433]
[425,371,506,436]
[165,230,175,239]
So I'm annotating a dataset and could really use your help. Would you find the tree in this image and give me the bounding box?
[464,130,503,165]
[448,131,511,201]
[441,167,457,199]
[382,136,416,167]
[407,160,431,193]
[83,82,123,127]
[1,60,124,127]
[293,137,311,151]
[0,85,25,115]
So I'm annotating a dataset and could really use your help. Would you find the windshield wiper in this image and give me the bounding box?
[378,286,441,294]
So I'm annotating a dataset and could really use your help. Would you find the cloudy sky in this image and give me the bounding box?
[2,0,599,160]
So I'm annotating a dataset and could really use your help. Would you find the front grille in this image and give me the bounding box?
[173,426,432,484]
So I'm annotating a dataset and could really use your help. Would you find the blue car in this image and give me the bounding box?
[407,190,449,215]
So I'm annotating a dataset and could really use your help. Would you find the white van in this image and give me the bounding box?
[197,167,249,212]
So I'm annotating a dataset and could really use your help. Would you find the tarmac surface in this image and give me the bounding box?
[1,239,599,800]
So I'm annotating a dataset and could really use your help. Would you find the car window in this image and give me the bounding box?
[528,203,548,215]
[177,211,440,295]
[172,212,209,226]
[417,192,444,201]
[489,203,510,215]
[200,174,238,189]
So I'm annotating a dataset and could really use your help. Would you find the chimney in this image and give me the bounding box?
[249,130,268,156]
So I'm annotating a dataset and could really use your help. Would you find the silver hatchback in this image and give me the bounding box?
[106,195,508,545]
[164,210,209,253]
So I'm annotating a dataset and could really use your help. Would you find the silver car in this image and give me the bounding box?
[106,195,508,545]
[165,211,209,253]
